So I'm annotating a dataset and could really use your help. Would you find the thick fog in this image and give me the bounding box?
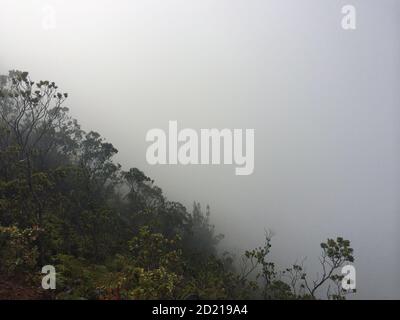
[1,0,399,299]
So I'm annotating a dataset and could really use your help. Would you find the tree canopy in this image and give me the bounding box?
[0,71,355,300]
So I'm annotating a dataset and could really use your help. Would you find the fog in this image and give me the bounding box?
[1,0,399,299]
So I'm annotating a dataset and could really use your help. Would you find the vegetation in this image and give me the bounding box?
[0,71,355,299]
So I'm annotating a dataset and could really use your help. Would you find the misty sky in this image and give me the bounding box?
[1,0,399,299]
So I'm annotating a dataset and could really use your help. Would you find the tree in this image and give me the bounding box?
[241,233,355,299]
[303,237,355,299]
[0,71,69,263]
[0,70,356,300]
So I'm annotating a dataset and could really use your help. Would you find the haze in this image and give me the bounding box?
[1,0,399,299]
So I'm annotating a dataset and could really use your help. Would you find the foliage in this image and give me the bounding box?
[0,226,39,278]
[0,71,355,300]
